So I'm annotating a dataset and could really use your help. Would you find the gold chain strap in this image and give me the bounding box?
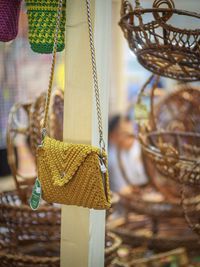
[85,0,105,149]
[42,0,63,134]
[42,0,105,150]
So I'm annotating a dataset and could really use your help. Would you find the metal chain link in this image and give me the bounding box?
[85,0,105,149]
[42,0,64,131]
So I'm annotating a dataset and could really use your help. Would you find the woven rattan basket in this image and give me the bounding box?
[7,102,36,203]
[119,186,184,218]
[136,75,200,185]
[119,0,200,82]
[142,131,200,184]
[0,190,120,267]
[110,215,200,253]
[0,190,61,267]
[3,99,61,266]
[154,87,200,133]
[142,86,200,201]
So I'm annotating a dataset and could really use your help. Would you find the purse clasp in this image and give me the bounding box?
[99,156,107,174]
[42,128,47,140]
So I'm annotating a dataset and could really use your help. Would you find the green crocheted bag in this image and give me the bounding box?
[25,0,66,54]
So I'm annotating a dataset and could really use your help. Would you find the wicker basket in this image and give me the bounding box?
[119,0,200,82]
[0,253,59,267]
[137,75,200,185]
[119,186,186,219]
[142,130,200,185]
[110,215,200,253]
[0,189,120,267]
[3,95,62,266]
[154,87,200,133]
[143,86,200,201]
[0,190,61,267]
[107,214,151,248]
[7,102,36,203]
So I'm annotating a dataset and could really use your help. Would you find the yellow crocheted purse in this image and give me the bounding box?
[30,0,111,210]
[37,136,110,209]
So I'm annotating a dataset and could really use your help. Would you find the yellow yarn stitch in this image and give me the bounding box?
[37,136,111,210]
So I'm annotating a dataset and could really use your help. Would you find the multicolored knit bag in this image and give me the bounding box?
[25,0,66,53]
[0,0,22,42]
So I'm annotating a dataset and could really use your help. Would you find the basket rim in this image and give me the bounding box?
[142,144,195,163]
[0,190,60,213]
[120,191,179,206]
[119,192,199,218]
[0,251,59,264]
[114,224,198,242]
[142,130,200,163]
[0,233,120,263]
[147,130,200,138]
[120,7,200,35]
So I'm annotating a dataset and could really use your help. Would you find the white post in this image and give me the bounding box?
[61,1,111,267]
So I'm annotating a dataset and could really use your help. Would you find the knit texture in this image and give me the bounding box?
[37,136,111,210]
[25,0,66,54]
[0,0,21,42]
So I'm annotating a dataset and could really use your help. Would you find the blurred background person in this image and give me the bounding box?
[108,114,148,192]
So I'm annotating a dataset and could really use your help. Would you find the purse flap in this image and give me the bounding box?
[39,136,101,187]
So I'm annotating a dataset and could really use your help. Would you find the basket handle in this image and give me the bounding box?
[120,0,133,17]
[136,74,160,131]
[152,0,175,23]
[7,103,35,203]
[135,0,142,8]
[120,0,142,16]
